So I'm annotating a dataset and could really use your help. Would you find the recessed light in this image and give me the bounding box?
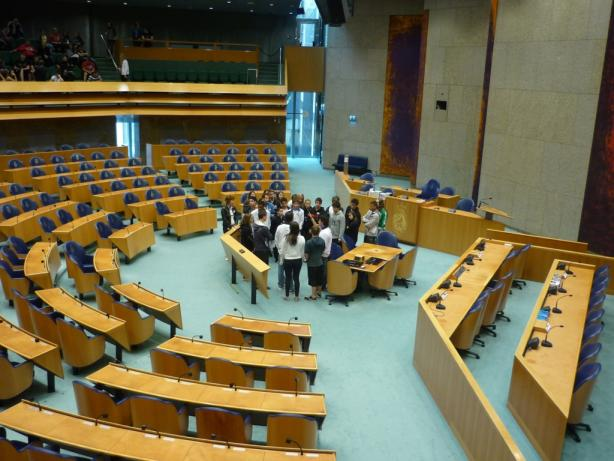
[250,9,254,13]
[209,6,214,10]
[226,0,232,3]
[269,2,275,6]
[289,11,293,14]
[167,4,171,7]
[123,1,128,5]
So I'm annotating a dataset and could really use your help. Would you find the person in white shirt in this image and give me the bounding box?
[319,215,333,290]
[279,222,305,301]
[251,199,271,229]
[274,211,293,290]
[291,200,304,228]
[120,57,130,81]
[362,200,380,243]
[327,195,340,216]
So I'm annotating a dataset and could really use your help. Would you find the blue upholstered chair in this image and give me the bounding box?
[8,159,24,169]
[79,162,94,171]
[169,186,185,197]
[222,182,238,192]
[271,171,285,180]
[270,181,285,191]
[248,172,263,181]
[440,186,455,195]
[110,150,125,159]
[155,176,170,185]
[188,147,201,156]
[2,204,20,220]
[416,179,440,200]
[107,213,126,230]
[71,153,86,162]
[20,198,38,212]
[78,172,94,182]
[141,166,156,175]
[204,173,218,182]
[9,183,26,195]
[111,181,127,191]
[128,158,141,166]
[55,164,70,174]
[77,202,93,217]
[244,181,261,191]
[104,159,118,168]
[188,164,203,173]
[225,172,241,181]
[199,155,213,163]
[120,168,136,177]
[567,362,602,442]
[133,178,149,188]
[456,198,475,212]
[51,155,65,164]
[230,163,244,171]
[209,163,223,171]
[30,167,45,178]
[360,172,374,182]
[146,189,162,200]
[377,231,399,248]
[100,170,115,180]
[56,209,74,225]
[359,184,373,192]
[250,162,264,171]
[185,198,198,210]
[91,151,105,160]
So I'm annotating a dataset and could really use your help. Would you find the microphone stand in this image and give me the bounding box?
[541,324,564,347]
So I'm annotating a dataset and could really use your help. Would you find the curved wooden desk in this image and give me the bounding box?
[0,191,43,222]
[178,163,281,182]
[413,238,524,461]
[336,243,401,274]
[112,282,182,337]
[508,260,594,461]
[165,208,217,240]
[92,184,175,213]
[207,179,290,201]
[108,222,156,262]
[93,248,121,285]
[87,363,327,427]
[0,316,63,391]
[128,195,196,225]
[33,166,145,196]
[188,167,287,191]
[35,287,130,358]
[0,201,78,242]
[52,210,109,247]
[158,336,318,384]
[61,174,159,202]
[24,241,61,289]
[0,401,336,460]
[213,314,312,351]
[5,158,130,187]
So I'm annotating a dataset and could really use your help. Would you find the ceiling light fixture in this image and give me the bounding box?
[209,6,214,10]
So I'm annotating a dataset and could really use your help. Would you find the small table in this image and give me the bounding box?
[336,243,402,273]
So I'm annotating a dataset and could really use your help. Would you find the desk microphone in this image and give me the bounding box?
[475,239,486,251]
[177,371,192,382]
[289,344,294,356]
[229,382,237,391]
[552,294,572,314]
[94,413,109,426]
[541,324,564,347]
[286,438,304,456]
[478,197,493,208]
[191,334,203,342]
[565,264,574,276]
[210,433,231,449]
[558,275,568,293]
[427,292,446,310]
[294,377,299,397]
[522,337,540,356]
[137,281,142,289]
[288,316,298,325]
[140,425,161,438]
[233,307,244,319]
[160,288,165,300]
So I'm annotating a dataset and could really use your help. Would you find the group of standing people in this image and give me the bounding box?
[221,190,388,302]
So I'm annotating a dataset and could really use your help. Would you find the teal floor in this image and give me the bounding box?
[1,158,612,460]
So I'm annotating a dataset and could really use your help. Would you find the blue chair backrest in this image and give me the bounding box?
[61,144,74,150]
[188,147,201,155]
[248,172,263,180]
[104,159,118,168]
[40,193,56,206]
[185,198,198,209]
[250,163,264,171]
[0,259,24,278]
[223,155,237,163]
[169,148,182,156]
[240,192,249,204]
[582,322,604,343]
[108,213,125,230]
[230,163,244,171]
[111,181,127,191]
[270,181,285,191]
[200,155,213,163]
[269,155,282,163]
[156,201,170,215]
[456,198,475,212]
[57,208,73,224]
[55,164,70,174]
[418,179,440,200]
[178,139,189,144]
[110,151,125,159]
[9,236,28,254]
[226,147,239,156]
[204,173,218,182]
[225,172,240,181]
[58,176,73,187]
[468,289,489,315]
[80,162,94,171]
[579,343,602,366]
[51,155,65,164]
[270,171,285,180]
[141,166,156,175]
[359,184,373,192]
[189,164,203,173]
[91,151,105,160]
[123,192,139,204]
[77,203,93,217]
[209,163,223,171]
[574,362,601,392]
[120,168,136,177]
[79,173,94,182]
[2,204,20,220]
[0,190,4,199]
[176,155,189,164]
[39,216,56,233]
[71,153,86,162]
[21,198,38,212]
[9,184,25,195]
[245,181,261,191]
[100,170,115,180]
[133,178,149,188]
[8,159,24,169]
[246,147,258,155]
[264,147,276,155]
[222,182,238,192]
[1,247,22,265]
[272,162,285,171]
[77,143,90,149]
[31,167,45,178]
[377,231,399,248]
[155,176,169,185]
[207,147,220,155]
[329,243,343,260]
[246,154,259,162]
[169,186,185,197]
[66,241,86,265]
[342,234,356,250]
[96,221,113,238]
[30,156,45,166]
[440,186,455,195]
[146,189,162,200]
[360,172,374,182]
[89,184,103,195]
[128,158,141,166]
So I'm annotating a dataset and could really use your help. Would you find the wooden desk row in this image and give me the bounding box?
[0,191,43,222]
[149,142,286,169]
[0,145,128,179]
[206,179,291,201]
[129,195,197,226]
[177,163,286,182]
[88,363,327,427]
[105,222,156,262]
[24,242,61,289]
[91,184,174,214]
[508,260,595,461]
[0,201,79,242]
[52,210,110,247]
[413,238,524,461]
[5,158,131,187]
[190,172,288,195]
[0,401,336,460]
[62,174,162,203]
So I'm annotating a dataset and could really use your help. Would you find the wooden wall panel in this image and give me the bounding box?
[285,46,325,92]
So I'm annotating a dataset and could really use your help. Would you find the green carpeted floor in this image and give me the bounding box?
[0,158,611,460]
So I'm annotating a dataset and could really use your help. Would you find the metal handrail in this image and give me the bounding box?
[120,38,259,52]
[99,33,120,74]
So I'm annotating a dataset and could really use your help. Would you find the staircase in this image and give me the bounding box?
[94,56,121,82]
[258,62,281,85]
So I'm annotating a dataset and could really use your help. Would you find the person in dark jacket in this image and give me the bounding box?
[253,209,273,264]
[345,198,361,243]
[239,213,254,251]
[221,195,241,233]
